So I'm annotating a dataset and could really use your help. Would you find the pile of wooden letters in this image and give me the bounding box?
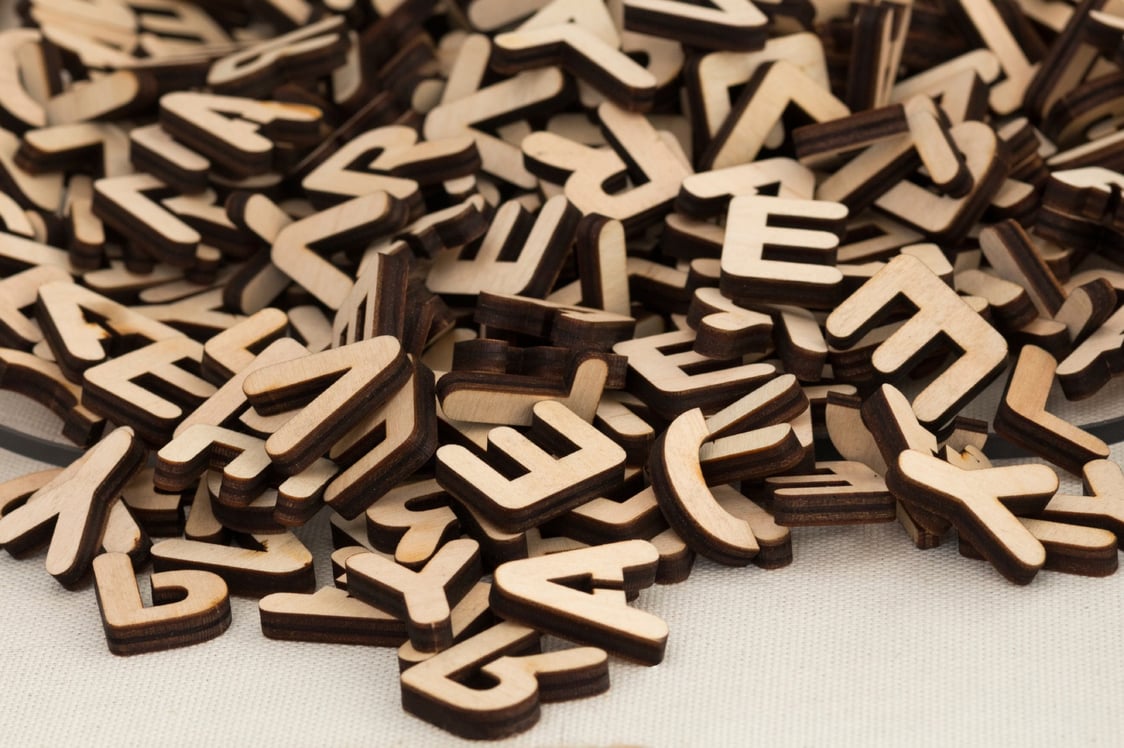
[2,0,1124,739]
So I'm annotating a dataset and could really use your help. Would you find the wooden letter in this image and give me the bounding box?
[400,621,609,740]
[82,337,216,446]
[160,92,321,178]
[436,401,626,532]
[92,173,200,268]
[613,329,776,419]
[93,551,231,655]
[302,125,477,207]
[995,345,1110,474]
[346,538,481,652]
[243,336,410,474]
[323,360,438,519]
[1040,459,1124,540]
[490,540,667,664]
[493,24,657,112]
[522,102,692,232]
[701,60,850,170]
[622,0,767,51]
[826,254,1008,427]
[887,450,1059,584]
[259,585,406,647]
[719,194,848,309]
[426,196,579,298]
[206,17,348,97]
[767,462,895,526]
[151,532,314,596]
[649,409,760,565]
[366,479,461,570]
[0,426,144,586]
[269,192,409,310]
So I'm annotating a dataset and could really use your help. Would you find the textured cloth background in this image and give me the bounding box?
[2,384,1124,747]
